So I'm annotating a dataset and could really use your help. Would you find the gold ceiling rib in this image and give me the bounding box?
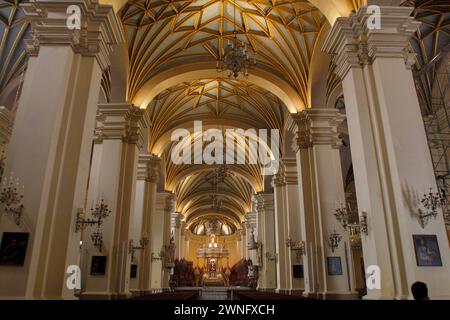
[120,0,327,107]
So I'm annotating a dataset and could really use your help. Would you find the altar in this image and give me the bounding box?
[196,235,230,286]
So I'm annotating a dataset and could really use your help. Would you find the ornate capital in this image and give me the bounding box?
[165,193,176,213]
[271,168,286,187]
[22,0,125,71]
[171,212,182,229]
[253,193,274,213]
[94,103,149,149]
[291,109,345,151]
[138,154,161,182]
[323,6,421,79]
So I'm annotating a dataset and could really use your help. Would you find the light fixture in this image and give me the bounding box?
[286,236,306,262]
[0,174,25,226]
[151,249,165,262]
[418,188,446,228]
[265,252,277,262]
[216,0,256,78]
[334,202,353,229]
[328,230,342,253]
[75,198,112,232]
[129,237,149,262]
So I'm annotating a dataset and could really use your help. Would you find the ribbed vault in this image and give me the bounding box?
[0,0,29,106]
[120,0,327,108]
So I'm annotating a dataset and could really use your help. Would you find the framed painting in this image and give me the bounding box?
[327,256,343,276]
[0,232,29,266]
[90,256,107,275]
[293,265,304,279]
[413,234,442,267]
[130,264,137,278]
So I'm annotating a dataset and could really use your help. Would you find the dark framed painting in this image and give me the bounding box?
[0,232,30,266]
[413,234,442,267]
[327,256,343,276]
[293,265,304,279]
[90,256,107,275]
[130,264,137,278]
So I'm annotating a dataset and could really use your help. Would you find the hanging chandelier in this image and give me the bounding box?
[216,0,256,78]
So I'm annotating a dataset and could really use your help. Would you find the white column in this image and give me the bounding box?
[82,103,147,299]
[171,212,183,259]
[292,109,354,299]
[283,158,303,293]
[254,193,276,291]
[272,170,289,293]
[136,154,160,294]
[324,6,450,299]
[162,193,176,290]
[149,193,169,292]
[0,0,123,299]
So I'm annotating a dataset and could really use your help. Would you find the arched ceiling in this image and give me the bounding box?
[0,0,29,107]
[173,164,255,227]
[403,0,450,69]
[120,0,327,108]
[146,78,285,155]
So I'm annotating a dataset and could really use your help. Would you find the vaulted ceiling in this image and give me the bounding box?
[0,0,28,106]
[120,0,327,108]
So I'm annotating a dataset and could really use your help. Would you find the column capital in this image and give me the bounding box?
[323,6,420,79]
[291,109,345,152]
[253,193,274,213]
[138,153,161,182]
[171,212,182,229]
[94,103,149,149]
[165,193,176,213]
[22,0,125,71]
[271,168,286,187]
[0,107,13,145]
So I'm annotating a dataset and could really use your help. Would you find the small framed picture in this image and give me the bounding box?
[90,256,107,275]
[0,232,30,266]
[327,256,342,276]
[130,264,137,278]
[413,234,442,267]
[293,265,304,279]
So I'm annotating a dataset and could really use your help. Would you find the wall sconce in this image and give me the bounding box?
[0,175,25,226]
[334,203,352,229]
[129,237,149,262]
[286,237,305,254]
[418,188,446,228]
[328,230,342,253]
[265,252,277,262]
[151,249,165,262]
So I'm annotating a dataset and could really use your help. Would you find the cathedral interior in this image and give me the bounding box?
[0,0,449,301]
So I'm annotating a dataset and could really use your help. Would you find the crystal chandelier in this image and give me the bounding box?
[216,0,256,78]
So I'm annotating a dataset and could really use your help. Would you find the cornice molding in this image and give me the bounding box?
[291,108,345,151]
[323,6,420,79]
[137,153,161,182]
[94,103,148,148]
[22,0,125,71]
